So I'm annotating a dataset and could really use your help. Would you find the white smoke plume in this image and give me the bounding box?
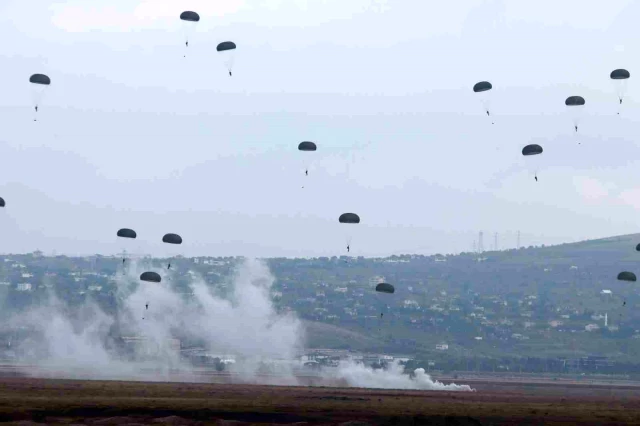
[4,258,473,391]
[330,360,474,391]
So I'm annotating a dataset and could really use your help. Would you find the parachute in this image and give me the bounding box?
[473,81,493,123]
[636,243,640,252]
[522,144,543,156]
[162,233,182,270]
[339,213,360,224]
[117,228,137,265]
[473,81,492,93]
[117,228,137,239]
[298,141,317,152]
[29,74,50,85]
[29,74,51,121]
[217,42,237,76]
[617,271,636,282]
[298,141,317,180]
[375,283,395,294]
[374,282,395,330]
[565,96,585,106]
[565,96,585,132]
[610,69,630,109]
[339,213,360,254]
[180,11,200,22]
[140,271,161,283]
[162,233,182,244]
[521,144,543,181]
[0,197,5,207]
[180,11,200,50]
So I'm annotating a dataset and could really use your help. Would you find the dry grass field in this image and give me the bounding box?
[0,375,639,426]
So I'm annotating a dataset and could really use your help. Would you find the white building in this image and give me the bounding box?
[435,344,449,351]
[16,283,32,291]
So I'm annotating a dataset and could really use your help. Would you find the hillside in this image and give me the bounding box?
[1,234,640,374]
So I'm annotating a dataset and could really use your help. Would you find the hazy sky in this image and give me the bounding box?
[1,0,640,258]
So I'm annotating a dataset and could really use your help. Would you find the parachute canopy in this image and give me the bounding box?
[636,243,640,252]
[617,271,636,282]
[117,228,137,239]
[29,74,50,85]
[565,96,585,106]
[180,11,200,22]
[339,213,360,224]
[610,69,630,80]
[473,81,492,93]
[162,233,183,244]
[298,141,317,152]
[522,144,543,156]
[0,197,5,207]
[140,271,161,283]
[217,41,236,52]
[375,283,395,294]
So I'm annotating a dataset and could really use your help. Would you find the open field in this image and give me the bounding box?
[0,376,639,426]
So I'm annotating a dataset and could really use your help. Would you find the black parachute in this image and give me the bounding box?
[375,283,395,294]
[29,74,51,85]
[298,141,317,151]
[636,243,640,252]
[611,69,631,107]
[473,81,492,92]
[0,197,5,207]
[162,233,183,244]
[565,96,585,106]
[217,41,237,52]
[29,74,51,120]
[180,11,200,22]
[522,144,543,156]
[140,272,161,283]
[617,271,636,282]
[217,42,237,76]
[565,96,586,132]
[610,69,630,80]
[339,213,360,224]
[117,228,137,239]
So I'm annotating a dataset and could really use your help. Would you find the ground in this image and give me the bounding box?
[0,375,639,425]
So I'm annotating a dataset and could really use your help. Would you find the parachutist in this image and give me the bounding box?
[620,98,623,105]
[623,301,626,307]
[35,106,38,113]
[347,245,350,253]
[305,169,308,176]
[575,125,578,132]
[535,175,538,182]
[486,110,490,116]
[229,71,232,77]
[145,303,149,310]
[168,263,171,270]
[186,41,189,47]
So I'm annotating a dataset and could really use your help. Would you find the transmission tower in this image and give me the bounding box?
[517,231,521,249]
[478,231,484,253]
[494,232,498,251]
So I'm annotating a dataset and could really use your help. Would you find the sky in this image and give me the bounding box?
[0,0,640,258]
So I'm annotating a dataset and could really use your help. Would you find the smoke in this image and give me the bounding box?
[330,360,474,391]
[5,258,473,391]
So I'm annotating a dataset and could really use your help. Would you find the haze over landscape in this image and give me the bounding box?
[2,1,640,424]
[1,0,640,257]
